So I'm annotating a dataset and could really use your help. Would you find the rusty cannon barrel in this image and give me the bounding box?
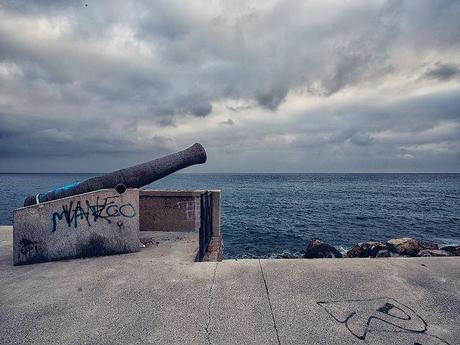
[24,143,207,207]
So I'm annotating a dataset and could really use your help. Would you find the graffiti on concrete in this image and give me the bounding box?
[162,198,199,220]
[18,238,47,264]
[317,297,450,344]
[52,195,136,232]
[176,200,199,220]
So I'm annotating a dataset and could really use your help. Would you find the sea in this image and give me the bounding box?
[1,173,459,259]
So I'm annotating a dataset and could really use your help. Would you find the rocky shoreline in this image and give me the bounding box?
[304,238,460,259]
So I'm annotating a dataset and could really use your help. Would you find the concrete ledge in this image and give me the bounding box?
[203,237,224,262]
[13,189,140,265]
[140,189,221,197]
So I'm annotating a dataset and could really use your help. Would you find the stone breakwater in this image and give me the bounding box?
[303,238,460,259]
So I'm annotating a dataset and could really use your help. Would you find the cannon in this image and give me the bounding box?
[24,143,207,206]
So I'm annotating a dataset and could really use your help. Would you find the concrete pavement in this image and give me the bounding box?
[1,226,459,344]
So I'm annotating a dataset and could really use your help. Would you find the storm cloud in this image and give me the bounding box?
[0,0,459,172]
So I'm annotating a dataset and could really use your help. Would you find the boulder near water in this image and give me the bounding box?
[418,240,438,250]
[375,249,391,257]
[346,241,387,258]
[417,249,450,257]
[386,237,420,256]
[304,239,342,259]
[440,245,460,256]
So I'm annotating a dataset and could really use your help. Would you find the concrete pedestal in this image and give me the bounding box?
[13,189,140,265]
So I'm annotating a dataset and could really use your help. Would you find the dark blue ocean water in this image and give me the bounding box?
[1,173,459,258]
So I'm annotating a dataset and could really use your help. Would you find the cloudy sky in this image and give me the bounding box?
[1,0,459,173]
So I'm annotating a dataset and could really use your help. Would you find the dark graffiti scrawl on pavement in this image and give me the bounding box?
[52,195,136,232]
[317,297,450,345]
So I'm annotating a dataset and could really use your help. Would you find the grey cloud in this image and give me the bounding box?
[219,119,235,126]
[190,103,212,117]
[424,63,460,81]
[0,111,173,158]
[255,87,288,111]
[0,0,460,172]
[0,0,408,115]
[192,88,460,172]
[226,104,253,112]
[349,133,375,147]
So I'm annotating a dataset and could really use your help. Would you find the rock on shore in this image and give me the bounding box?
[346,241,387,258]
[418,240,439,250]
[375,250,391,257]
[441,245,460,256]
[304,239,342,259]
[417,249,450,257]
[386,238,440,256]
[386,238,420,256]
[304,237,459,259]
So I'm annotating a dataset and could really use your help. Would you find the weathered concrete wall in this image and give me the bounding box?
[204,190,223,261]
[13,189,140,265]
[139,190,201,232]
[139,190,223,261]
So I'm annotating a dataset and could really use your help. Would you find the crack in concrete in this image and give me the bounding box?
[205,262,218,345]
[259,259,282,345]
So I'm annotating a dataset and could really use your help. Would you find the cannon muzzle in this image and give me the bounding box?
[24,143,207,206]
